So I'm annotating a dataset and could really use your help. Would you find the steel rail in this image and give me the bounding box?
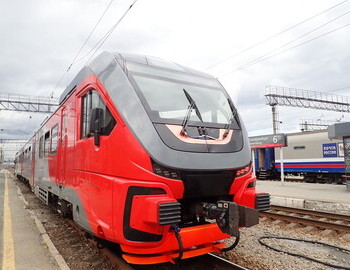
[260,211,350,233]
[270,205,350,223]
[137,253,250,270]
[204,253,250,270]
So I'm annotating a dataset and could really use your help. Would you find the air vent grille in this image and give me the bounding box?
[159,202,181,225]
[256,193,270,211]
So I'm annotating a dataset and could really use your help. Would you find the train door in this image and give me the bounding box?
[30,139,36,187]
[58,108,68,186]
[258,149,266,169]
[253,149,259,172]
[265,148,275,170]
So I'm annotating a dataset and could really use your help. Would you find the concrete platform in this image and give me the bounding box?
[0,170,60,270]
[257,180,350,212]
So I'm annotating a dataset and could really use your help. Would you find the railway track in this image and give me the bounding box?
[260,205,350,233]
[136,253,249,270]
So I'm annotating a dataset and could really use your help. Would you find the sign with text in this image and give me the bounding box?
[249,134,287,149]
[322,143,337,157]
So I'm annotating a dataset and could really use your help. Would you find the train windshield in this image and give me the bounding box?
[128,64,238,128]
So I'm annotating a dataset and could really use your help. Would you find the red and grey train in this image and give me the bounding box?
[15,52,269,264]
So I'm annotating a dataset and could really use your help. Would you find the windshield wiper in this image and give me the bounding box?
[223,98,237,139]
[180,89,203,136]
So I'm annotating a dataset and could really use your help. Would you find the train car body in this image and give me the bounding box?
[15,52,269,264]
[254,130,345,183]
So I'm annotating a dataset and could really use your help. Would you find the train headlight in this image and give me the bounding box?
[247,181,256,188]
[236,163,252,177]
[152,161,181,180]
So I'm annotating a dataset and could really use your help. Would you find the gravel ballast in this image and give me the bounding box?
[223,219,350,270]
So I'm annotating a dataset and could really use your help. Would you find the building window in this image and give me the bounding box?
[51,124,59,154]
[81,90,116,139]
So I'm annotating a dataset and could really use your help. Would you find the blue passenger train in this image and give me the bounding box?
[253,130,345,183]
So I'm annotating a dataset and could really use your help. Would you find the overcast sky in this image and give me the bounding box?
[1,0,350,158]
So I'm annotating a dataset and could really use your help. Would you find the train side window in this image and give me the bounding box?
[81,92,92,138]
[294,146,305,150]
[44,131,50,157]
[81,90,116,139]
[50,124,59,154]
[39,136,44,158]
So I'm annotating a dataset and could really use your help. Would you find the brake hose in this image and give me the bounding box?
[170,225,183,263]
[220,230,240,252]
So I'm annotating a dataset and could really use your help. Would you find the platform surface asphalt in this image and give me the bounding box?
[257,180,350,204]
[0,170,59,270]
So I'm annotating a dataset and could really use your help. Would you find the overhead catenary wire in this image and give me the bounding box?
[70,0,115,67]
[220,22,350,77]
[50,0,115,98]
[328,86,350,92]
[237,8,350,71]
[83,0,138,66]
[204,0,348,71]
[222,9,350,74]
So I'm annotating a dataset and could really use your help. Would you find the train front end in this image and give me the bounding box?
[93,53,270,264]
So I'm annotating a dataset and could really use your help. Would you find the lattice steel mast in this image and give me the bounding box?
[299,119,338,131]
[0,93,59,113]
[0,139,28,161]
[265,85,350,133]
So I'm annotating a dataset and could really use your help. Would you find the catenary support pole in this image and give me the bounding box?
[280,147,284,186]
[251,149,256,176]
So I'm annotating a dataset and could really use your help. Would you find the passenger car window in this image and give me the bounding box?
[39,135,44,158]
[81,90,116,139]
[44,131,50,157]
[50,124,59,154]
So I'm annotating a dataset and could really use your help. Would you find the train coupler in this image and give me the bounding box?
[198,201,259,236]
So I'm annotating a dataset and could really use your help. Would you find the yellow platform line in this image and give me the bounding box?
[2,172,16,270]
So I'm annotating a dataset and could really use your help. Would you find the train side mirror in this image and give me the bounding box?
[90,107,104,146]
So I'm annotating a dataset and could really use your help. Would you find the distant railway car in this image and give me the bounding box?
[253,147,276,179]
[15,52,269,265]
[254,130,345,183]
